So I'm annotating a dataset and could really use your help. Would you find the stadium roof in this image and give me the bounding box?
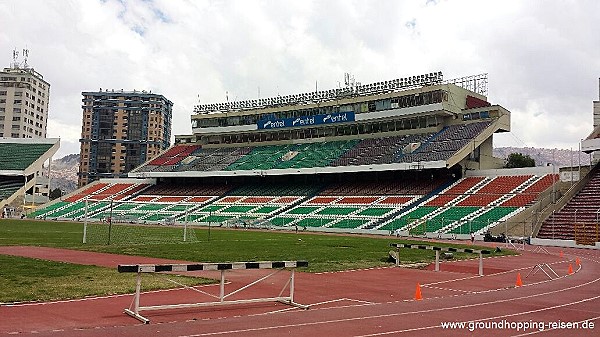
[0,138,60,175]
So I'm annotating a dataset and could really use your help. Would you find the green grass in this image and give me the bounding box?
[0,219,514,303]
[0,255,212,303]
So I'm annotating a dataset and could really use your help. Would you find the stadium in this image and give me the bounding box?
[24,71,598,247]
[3,72,600,336]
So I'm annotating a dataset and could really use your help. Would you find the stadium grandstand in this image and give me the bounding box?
[532,106,600,247]
[29,72,597,247]
[0,138,59,216]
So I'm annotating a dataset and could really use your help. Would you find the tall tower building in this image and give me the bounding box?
[0,51,50,138]
[78,89,173,186]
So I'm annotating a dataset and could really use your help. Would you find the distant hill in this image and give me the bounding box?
[493,147,591,167]
[49,154,79,193]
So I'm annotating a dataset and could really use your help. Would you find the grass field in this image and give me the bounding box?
[0,219,512,303]
[0,254,212,303]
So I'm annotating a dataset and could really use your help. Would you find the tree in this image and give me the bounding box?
[49,188,63,200]
[505,153,535,168]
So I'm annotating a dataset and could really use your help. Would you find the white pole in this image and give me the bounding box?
[83,198,88,244]
[552,150,556,203]
[183,203,188,242]
[571,147,574,186]
[578,140,581,179]
[134,271,142,313]
[220,270,225,303]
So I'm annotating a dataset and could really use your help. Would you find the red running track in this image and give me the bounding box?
[0,244,599,336]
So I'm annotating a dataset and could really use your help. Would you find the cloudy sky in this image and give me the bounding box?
[1,0,599,158]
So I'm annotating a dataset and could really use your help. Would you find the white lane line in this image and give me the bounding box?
[355,293,600,337]
[177,273,600,337]
[422,285,472,293]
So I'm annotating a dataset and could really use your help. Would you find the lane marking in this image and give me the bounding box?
[177,274,600,337]
[177,255,600,337]
[354,293,600,336]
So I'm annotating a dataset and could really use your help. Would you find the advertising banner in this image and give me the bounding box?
[258,111,355,130]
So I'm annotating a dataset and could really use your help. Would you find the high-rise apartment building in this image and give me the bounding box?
[78,89,173,186]
[0,63,49,138]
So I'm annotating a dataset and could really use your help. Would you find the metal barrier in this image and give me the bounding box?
[118,261,309,323]
[390,243,491,276]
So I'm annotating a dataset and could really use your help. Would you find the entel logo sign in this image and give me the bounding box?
[323,113,349,123]
[263,120,285,129]
[292,116,315,126]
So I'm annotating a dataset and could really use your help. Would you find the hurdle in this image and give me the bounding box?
[525,263,559,280]
[118,260,309,323]
[390,243,491,276]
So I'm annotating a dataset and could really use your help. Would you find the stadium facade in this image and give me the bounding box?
[31,72,600,247]
[78,90,173,186]
[163,72,508,178]
[0,137,59,214]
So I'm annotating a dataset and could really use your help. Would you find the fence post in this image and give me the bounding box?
[83,198,88,244]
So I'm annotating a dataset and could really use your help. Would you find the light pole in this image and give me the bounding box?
[552,210,555,240]
[579,139,582,180]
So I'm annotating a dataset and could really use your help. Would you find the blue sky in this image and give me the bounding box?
[1,0,599,158]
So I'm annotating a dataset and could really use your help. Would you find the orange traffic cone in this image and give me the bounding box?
[560,251,564,258]
[414,283,423,301]
[568,264,573,275]
[515,273,523,287]
[576,257,581,266]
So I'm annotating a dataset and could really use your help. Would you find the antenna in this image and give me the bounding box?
[22,48,29,68]
[343,72,356,88]
[12,49,19,68]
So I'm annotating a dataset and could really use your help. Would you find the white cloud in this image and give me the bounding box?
[1,0,599,158]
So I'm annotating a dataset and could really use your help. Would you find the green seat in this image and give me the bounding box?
[269,217,296,226]
[296,218,334,227]
[379,206,439,231]
[253,206,280,214]
[287,206,319,215]
[316,207,358,216]
[450,207,517,234]
[424,207,480,232]
[356,208,394,217]
[330,219,369,229]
